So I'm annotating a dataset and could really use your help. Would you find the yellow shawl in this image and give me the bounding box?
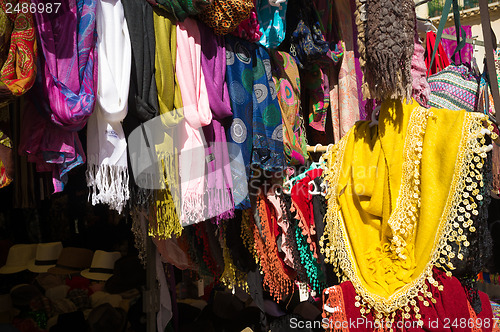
[151,11,184,239]
[321,99,493,320]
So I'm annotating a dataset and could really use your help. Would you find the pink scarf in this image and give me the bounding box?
[176,18,212,225]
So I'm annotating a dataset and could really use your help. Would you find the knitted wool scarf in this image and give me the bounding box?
[86,0,131,214]
[355,0,415,101]
[0,0,36,106]
[176,18,212,226]
[24,0,97,192]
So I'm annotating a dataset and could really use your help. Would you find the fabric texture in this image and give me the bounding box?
[225,36,253,209]
[231,7,262,42]
[155,0,209,22]
[425,31,451,76]
[198,0,253,35]
[411,25,430,108]
[355,0,415,100]
[256,0,287,48]
[0,0,37,105]
[323,269,496,331]
[322,98,493,320]
[270,51,307,166]
[86,0,131,214]
[427,64,480,113]
[199,21,235,221]
[252,46,284,173]
[21,0,97,192]
[151,10,183,239]
[176,17,212,225]
[442,25,473,65]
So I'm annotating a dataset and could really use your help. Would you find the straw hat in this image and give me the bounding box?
[0,244,37,274]
[81,251,121,281]
[28,242,63,273]
[47,247,93,275]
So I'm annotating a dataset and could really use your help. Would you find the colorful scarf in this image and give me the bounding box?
[256,0,287,48]
[0,107,12,188]
[322,98,494,322]
[411,25,430,108]
[176,18,212,225]
[231,7,262,42]
[198,0,253,35]
[0,8,12,67]
[154,0,206,21]
[86,0,131,214]
[151,10,183,239]
[254,191,292,302]
[225,38,285,208]
[271,51,307,166]
[0,0,37,105]
[323,269,496,331]
[252,46,284,173]
[225,36,254,209]
[22,0,97,192]
[330,0,361,142]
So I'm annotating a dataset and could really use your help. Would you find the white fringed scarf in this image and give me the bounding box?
[86,0,131,214]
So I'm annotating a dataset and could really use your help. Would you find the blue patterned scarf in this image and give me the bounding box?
[225,36,284,209]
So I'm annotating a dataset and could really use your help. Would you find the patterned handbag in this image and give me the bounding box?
[427,64,480,113]
[288,0,329,69]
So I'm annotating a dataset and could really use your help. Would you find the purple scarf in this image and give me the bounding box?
[199,21,235,221]
[21,0,97,192]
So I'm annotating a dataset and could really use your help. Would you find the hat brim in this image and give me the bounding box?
[28,263,56,273]
[0,266,28,274]
[105,276,137,294]
[81,269,113,281]
[47,267,83,275]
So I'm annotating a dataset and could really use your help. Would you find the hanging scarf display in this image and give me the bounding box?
[225,36,254,209]
[122,0,159,137]
[198,0,254,35]
[86,0,131,214]
[231,7,262,43]
[354,0,415,101]
[322,269,494,331]
[321,98,495,323]
[22,0,97,192]
[329,0,361,142]
[0,107,12,188]
[151,11,183,239]
[252,46,284,173]
[255,0,287,49]
[425,31,451,76]
[154,0,209,22]
[0,0,37,105]
[0,8,12,67]
[270,51,307,166]
[199,21,235,221]
[254,192,292,302]
[218,221,249,291]
[176,18,212,226]
[411,25,430,108]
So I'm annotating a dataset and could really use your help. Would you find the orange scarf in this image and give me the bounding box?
[0,0,37,102]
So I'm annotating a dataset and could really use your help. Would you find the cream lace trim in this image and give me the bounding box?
[321,107,490,323]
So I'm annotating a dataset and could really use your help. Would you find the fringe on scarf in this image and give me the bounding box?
[206,187,235,223]
[152,188,183,239]
[355,0,415,101]
[182,192,205,226]
[86,163,130,214]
